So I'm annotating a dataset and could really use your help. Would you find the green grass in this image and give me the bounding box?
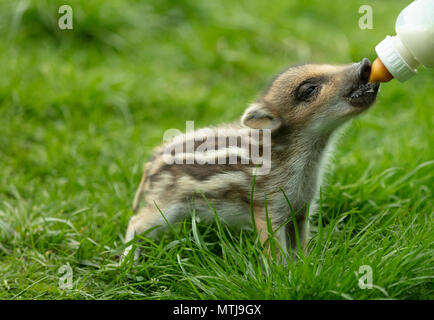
[0,0,433,299]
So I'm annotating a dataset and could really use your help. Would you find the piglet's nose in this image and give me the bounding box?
[358,58,372,83]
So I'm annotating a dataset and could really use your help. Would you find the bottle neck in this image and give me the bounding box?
[391,35,420,70]
[375,35,418,82]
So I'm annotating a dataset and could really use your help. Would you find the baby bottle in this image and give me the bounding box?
[369,0,434,83]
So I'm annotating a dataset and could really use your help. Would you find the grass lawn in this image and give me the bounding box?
[0,0,432,299]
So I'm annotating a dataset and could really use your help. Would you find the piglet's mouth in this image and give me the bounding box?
[344,58,380,108]
[346,82,379,108]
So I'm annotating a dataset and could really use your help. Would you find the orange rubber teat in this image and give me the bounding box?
[369,57,394,83]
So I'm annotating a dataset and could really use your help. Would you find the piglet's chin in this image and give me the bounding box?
[346,82,380,108]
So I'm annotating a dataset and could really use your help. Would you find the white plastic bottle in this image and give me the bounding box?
[372,0,434,82]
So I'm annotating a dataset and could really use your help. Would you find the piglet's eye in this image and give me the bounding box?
[305,86,317,96]
[297,83,320,102]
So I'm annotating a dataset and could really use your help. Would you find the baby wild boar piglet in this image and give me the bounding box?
[124,58,379,260]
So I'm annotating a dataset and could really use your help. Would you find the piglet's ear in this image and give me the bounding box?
[241,102,281,130]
